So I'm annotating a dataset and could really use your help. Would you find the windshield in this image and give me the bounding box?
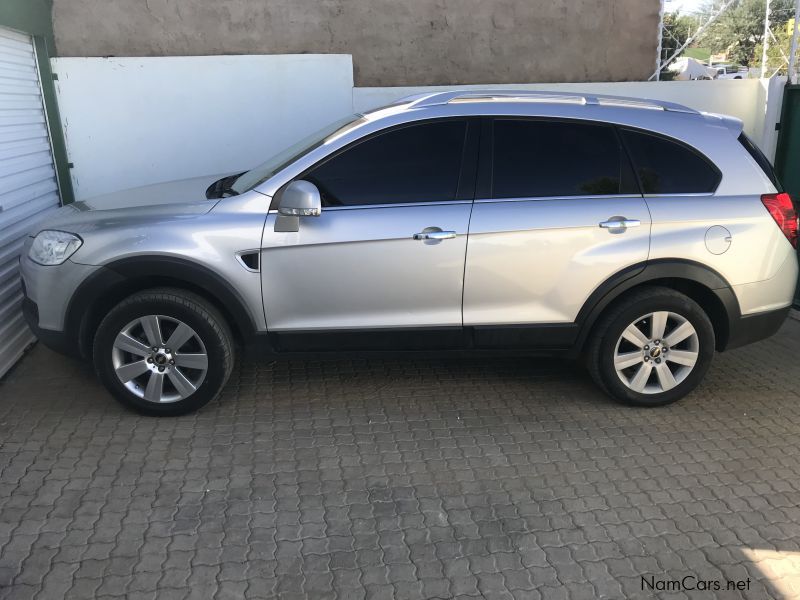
[231,114,367,194]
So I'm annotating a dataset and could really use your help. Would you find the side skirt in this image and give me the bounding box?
[251,324,580,357]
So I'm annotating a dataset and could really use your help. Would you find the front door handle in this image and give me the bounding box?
[413,230,457,241]
[599,218,641,230]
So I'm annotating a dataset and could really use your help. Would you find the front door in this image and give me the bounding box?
[463,118,651,346]
[261,119,478,350]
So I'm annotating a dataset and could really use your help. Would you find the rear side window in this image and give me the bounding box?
[306,120,468,206]
[620,129,720,194]
[738,133,783,191]
[491,120,635,198]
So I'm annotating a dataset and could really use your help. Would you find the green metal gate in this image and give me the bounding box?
[774,84,800,306]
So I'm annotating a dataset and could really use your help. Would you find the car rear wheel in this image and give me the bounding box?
[93,288,234,416]
[586,286,715,407]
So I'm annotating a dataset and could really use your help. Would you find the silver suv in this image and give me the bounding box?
[20,91,798,415]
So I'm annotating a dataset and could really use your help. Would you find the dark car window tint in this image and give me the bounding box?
[307,120,467,206]
[491,120,630,199]
[621,129,720,194]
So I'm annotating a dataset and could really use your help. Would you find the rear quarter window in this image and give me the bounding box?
[620,129,721,194]
[491,119,638,199]
[738,133,783,191]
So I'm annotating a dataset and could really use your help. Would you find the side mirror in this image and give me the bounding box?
[275,180,321,232]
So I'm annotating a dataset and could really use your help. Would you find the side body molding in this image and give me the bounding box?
[65,256,743,359]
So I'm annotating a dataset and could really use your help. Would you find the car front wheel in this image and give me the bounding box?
[93,288,234,416]
[587,286,715,407]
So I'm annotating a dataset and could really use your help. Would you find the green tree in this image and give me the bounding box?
[753,26,794,74]
[701,0,794,67]
[662,11,699,63]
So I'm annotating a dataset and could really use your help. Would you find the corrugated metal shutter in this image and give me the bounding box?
[0,27,61,377]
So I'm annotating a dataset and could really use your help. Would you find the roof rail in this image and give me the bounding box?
[403,89,699,115]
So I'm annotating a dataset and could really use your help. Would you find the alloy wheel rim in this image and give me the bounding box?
[111,315,208,403]
[614,311,699,395]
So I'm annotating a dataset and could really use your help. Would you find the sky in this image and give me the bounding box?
[664,0,708,14]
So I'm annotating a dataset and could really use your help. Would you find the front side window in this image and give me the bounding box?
[231,114,367,194]
[306,120,468,207]
[491,119,633,199]
[620,129,720,194]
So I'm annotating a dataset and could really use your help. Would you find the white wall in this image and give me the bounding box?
[752,76,787,162]
[52,55,354,200]
[354,78,781,155]
[51,54,784,200]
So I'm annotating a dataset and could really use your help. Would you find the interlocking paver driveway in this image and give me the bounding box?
[1,314,800,600]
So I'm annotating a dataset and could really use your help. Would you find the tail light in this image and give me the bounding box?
[761,192,798,248]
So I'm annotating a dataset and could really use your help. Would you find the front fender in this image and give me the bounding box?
[66,256,262,357]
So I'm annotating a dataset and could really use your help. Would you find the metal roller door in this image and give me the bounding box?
[0,26,61,377]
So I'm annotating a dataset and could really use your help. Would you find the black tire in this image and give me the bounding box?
[93,288,234,416]
[586,286,715,407]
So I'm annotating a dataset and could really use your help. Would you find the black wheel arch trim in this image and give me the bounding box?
[574,259,742,354]
[66,256,259,357]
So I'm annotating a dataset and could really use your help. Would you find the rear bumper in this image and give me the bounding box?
[724,305,791,351]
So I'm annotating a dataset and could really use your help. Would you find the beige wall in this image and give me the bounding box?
[52,0,661,86]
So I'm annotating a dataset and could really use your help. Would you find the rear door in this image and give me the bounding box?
[463,118,651,344]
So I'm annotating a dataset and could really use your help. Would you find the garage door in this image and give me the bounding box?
[0,27,61,377]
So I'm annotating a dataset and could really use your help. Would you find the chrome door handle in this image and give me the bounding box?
[413,230,457,240]
[599,218,641,229]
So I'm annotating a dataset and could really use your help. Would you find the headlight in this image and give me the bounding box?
[28,230,83,265]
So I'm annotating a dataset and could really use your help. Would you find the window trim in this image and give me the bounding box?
[314,200,474,211]
[270,116,480,210]
[473,194,644,204]
[483,116,640,200]
[617,126,722,195]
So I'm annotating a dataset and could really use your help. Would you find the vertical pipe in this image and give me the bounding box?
[655,0,666,81]
[762,0,771,77]
[789,0,800,83]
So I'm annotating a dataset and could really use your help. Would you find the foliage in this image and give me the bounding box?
[753,27,794,74]
[662,11,698,63]
[700,0,795,67]
[684,47,713,60]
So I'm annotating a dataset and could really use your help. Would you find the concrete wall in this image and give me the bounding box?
[51,0,661,86]
[52,55,354,200]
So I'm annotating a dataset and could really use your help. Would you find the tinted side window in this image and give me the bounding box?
[307,120,467,206]
[491,120,632,199]
[621,129,720,194]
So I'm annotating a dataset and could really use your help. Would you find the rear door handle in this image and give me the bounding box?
[599,218,641,229]
[413,230,457,241]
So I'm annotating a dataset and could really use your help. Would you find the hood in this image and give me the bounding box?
[33,173,229,235]
[73,173,231,211]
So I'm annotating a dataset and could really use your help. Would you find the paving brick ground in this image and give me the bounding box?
[1,314,800,599]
